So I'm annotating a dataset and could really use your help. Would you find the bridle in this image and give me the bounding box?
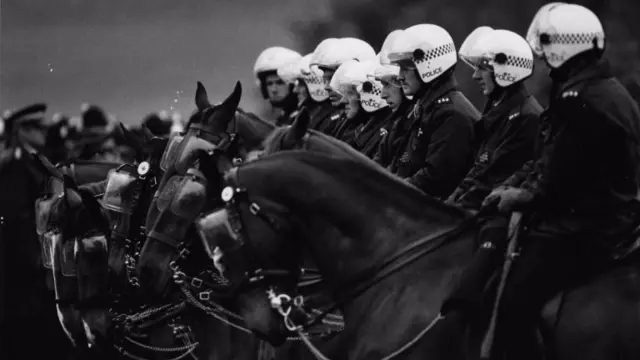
[216,166,301,290]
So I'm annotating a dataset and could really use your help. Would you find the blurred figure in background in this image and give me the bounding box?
[141,112,172,137]
[68,104,125,162]
[253,46,302,125]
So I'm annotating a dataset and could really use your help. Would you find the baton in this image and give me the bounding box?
[480,211,523,358]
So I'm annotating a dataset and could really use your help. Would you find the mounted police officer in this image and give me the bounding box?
[476,4,640,359]
[446,27,541,208]
[384,24,480,198]
[276,53,332,128]
[328,59,393,157]
[439,26,543,335]
[309,38,376,135]
[373,29,414,168]
[253,46,302,126]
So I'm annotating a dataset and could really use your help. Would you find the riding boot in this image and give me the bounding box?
[440,216,509,318]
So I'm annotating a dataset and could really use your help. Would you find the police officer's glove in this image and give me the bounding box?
[495,187,534,213]
[481,186,508,208]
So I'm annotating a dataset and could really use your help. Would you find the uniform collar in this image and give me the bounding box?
[551,58,612,98]
[413,75,457,109]
[482,84,530,129]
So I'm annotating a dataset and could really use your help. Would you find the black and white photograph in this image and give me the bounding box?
[1,1,639,359]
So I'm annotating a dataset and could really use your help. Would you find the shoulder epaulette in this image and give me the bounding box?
[379,128,388,137]
[561,90,579,99]
[435,96,451,105]
[330,114,341,121]
[508,112,520,121]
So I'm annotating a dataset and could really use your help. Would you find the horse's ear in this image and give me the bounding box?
[284,107,310,143]
[117,122,145,156]
[195,81,212,110]
[140,125,155,142]
[220,81,242,114]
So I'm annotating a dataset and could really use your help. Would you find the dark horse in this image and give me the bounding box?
[194,149,640,359]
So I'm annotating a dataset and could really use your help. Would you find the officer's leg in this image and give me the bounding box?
[494,228,593,360]
[441,215,509,317]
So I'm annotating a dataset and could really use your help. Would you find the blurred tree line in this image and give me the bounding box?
[290,0,640,108]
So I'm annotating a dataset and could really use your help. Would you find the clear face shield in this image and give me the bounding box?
[460,54,493,71]
[526,3,568,58]
[386,52,416,71]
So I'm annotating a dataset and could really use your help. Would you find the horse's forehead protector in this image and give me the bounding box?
[221,186,234,202]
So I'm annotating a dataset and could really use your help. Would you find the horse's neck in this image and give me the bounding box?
[232,113,274,150]
[269,160,473,343]
[271,159,461,283]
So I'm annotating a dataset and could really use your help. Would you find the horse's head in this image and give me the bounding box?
[136,81,247,298]
[193,151,304,345]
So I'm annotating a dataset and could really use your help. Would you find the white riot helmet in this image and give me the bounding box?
[276,59,300,85]
[459,26,494,67]
[328,60,362,96]
[276,53,329,103]
[526,3,605,69]
[253,46,302,78]
[460,28,535,87]
[310,38,376,76]
[299,53,329,102]
[387,24,457,84]
[253,46,302,98]
[330,60,389,112]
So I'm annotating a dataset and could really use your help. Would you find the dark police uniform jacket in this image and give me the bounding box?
[307,100,343,136]
[350,107,394,159]
[388,77,480,199]
[373,101,413,168]
[448,85,542,209]
[512,60,640,220]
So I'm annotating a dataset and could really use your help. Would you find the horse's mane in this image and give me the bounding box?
[262,127,380,167]
[234,108,275,147]
[245,150,469,221]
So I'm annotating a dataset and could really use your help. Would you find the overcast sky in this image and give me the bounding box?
[1,0,329,124]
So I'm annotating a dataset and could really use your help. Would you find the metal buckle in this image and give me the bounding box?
[199,291,211,301]
[191,277,203,288]
[249,203,261,215]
